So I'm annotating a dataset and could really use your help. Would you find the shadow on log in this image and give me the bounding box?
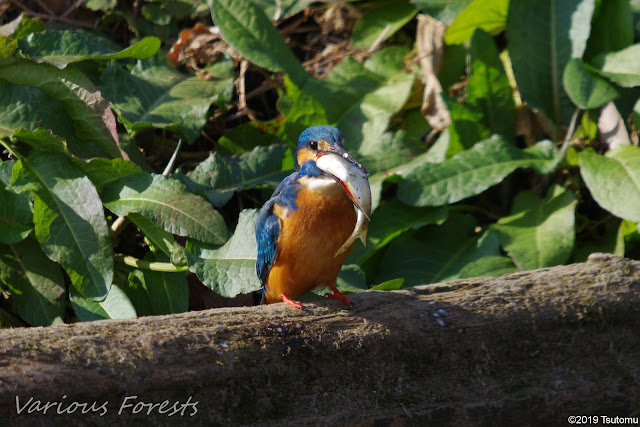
[1,253,639,425]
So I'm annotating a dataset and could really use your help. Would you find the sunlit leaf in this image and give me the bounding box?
[444,0,508,44]
[351,0,417,49]
[397,137,558,207]
[0,62,121,158]
[508,0,595,124]
[19,30,160,68]
[580,146,640,222]
[101,54,234,143]
[102,173,229,245]
[494,186,577,270]
[185,209,261,298]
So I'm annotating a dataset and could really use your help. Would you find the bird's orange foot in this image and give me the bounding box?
[280,293,304,310]
[326,285,353,307]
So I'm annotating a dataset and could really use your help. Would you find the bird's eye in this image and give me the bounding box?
[309,140,318,150]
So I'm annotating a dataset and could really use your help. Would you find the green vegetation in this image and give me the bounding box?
[1,0,639,326]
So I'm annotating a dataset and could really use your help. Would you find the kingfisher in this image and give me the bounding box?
[255,125,371,310]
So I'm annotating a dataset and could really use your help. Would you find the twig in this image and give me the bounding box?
[110,216,128,236]
[559,108,581,161]
[114,254,189,272]
[367,24,392,53]
[162,139,182,177]
[62,0,86,18]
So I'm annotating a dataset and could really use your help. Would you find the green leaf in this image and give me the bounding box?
[347,198,448,265]
[444,0,509,45]
[335,264,368,293]
[0,61,121,158]
[413,0,472,25]
[594,44,640,88]
[137,254,189,315]
[377,214,501,286]
[0,160,32,245]
[467,29,516,141]
[457,256,517,279]
[129,212,187,267]
[580,146,640,222]
[371,278,404,291]
[563,58,620,109]
[212,0,309,87]
[85,0,117,11]
[494,185,577,270]
[508,0,595,124]
[177,144,289,207]
[350,0,418,49]
[19,31,160,68]
[444,96,488,155]
[101,54,234,144]
[0,15,45,40]
[584,0,633,61]
[0,80,97,156]
[11,148,113,300]
[397,136,558,207]
[0,237,65,326]
[102,173,228,245]
[185,209,261,298]
[70,285,136,321]
[75,157,146,192]
[248,0,308,20]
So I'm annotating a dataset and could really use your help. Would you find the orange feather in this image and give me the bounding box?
[263,186,356,304]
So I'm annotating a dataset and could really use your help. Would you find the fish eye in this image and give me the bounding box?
[309,140,318,150]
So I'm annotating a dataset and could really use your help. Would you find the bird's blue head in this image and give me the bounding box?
[295,125,345,170]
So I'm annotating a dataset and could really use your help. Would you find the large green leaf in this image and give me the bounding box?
[350,0,418,49]
[594,44,640,88]
[129,212,187,267]
[19,30,160,69]
[70,285,136,321]
[0,80,90,154]
[494,185,577,270]
[347,198,448,265]
[444,0,509,45]
[0,160,32,245]
[397,136,558,207]
[100,55,234,143]
[0,61,121,158]
[413,0,472,25]
[101,173,228,245]
[11,133,113,300]
[584,0,633,61]
[212,0,309,87]
[127,255,189,316]
[177,144,289,207]
[0,237,65,326]
[377,214,501,286]
[563,58,619,109]
[467,29,516,141]
[580,146,640,222]
[508,0,595,124]
[458,256,517,279]
[185,209,261,298]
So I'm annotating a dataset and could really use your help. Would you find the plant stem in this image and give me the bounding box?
[114,254,189,273]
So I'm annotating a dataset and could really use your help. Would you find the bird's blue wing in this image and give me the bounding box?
[255,199,281,287]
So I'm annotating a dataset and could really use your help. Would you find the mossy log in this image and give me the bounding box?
[1,253,639,425]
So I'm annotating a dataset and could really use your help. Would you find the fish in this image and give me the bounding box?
[316,152,372,257]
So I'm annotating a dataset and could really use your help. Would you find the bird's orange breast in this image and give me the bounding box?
[263,184,356,303]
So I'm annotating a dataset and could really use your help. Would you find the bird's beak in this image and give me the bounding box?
[316,148,371,220]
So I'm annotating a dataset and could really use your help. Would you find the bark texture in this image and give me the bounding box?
[1,253,639,425]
